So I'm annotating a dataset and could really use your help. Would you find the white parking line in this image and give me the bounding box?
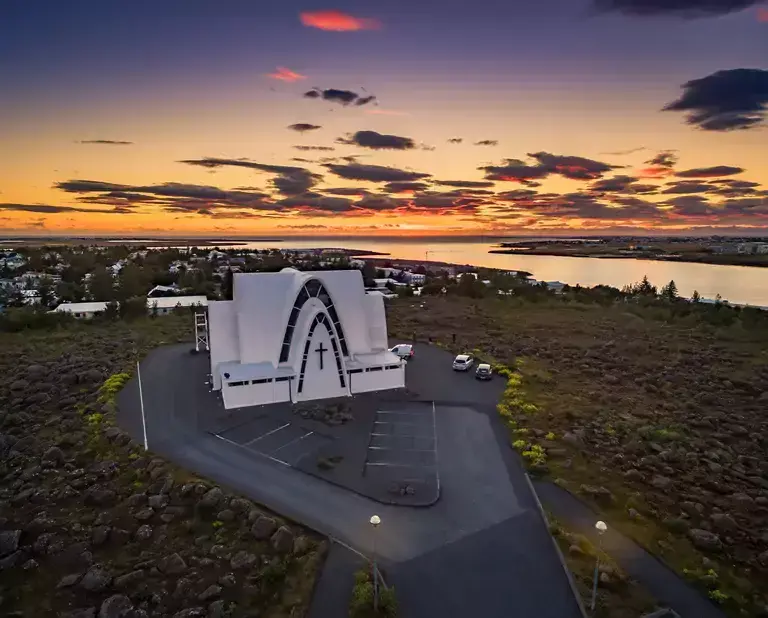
[374,420,430,427]
[242,422,291,446]
[272,431,314,454]
[213,433,289,467]
[377,410,431,416]
[368,446,435,453]
[370,432,434,439]
[366,462,436,468]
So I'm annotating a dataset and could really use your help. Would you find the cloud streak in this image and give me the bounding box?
[77,140,133,145]
[299,10,382,31]
[267,67,306,82]
[337,130,416,150]
[288,123,321,132]
[304,88,376,106]
[593,0,762,18]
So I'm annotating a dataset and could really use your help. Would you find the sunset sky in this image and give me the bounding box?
[1,0,767,236]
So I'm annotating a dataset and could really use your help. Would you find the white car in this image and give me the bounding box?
[452,354,474,371]
[390,344,414,360]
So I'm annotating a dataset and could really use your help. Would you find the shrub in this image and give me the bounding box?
[349,569,397,618]
[99,372,131,403]
[708,589,729,604]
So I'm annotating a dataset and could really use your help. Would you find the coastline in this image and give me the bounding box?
[489,249,768,269]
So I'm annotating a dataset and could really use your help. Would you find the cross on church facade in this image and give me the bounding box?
[315,342,327,370]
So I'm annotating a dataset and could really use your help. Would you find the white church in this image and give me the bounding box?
[208,268,405,408]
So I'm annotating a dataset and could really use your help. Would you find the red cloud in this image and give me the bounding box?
[638,166,673,178]
[267,67,306,82]
[758,7,768,21]
[300,10,382,31]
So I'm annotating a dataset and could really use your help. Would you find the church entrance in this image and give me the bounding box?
[294,311,348,402]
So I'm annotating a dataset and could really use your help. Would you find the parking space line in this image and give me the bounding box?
[272,431,314,454]
[374,420,429,427]
[368,446,435,453]
[243,422,291,446]
[370,432,433,439]
[213,434,290,467]
[377,410,431,416]
[366,462,436,468]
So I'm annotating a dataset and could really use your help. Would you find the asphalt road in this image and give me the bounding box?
[117,343,583,618]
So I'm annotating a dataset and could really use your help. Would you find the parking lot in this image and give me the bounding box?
[214,413,331,466]
[364,403,438,489]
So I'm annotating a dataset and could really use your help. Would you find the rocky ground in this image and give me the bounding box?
[389,296,768,616]
[0,316,324,618]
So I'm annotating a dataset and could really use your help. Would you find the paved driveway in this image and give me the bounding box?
[117,343,582,618]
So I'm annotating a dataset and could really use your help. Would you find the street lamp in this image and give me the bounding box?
[591,520,608,614]
[370,515,381,612]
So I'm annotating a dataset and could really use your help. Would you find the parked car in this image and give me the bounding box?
[475,363,493,380]
[390,344,414,360]
[452,354,474,371]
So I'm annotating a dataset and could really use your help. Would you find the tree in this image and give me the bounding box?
[691,290,701,303]
[660,279,678,301]
[222,268,234,301]
[116,263,146,302]
[37,276,55,308]
[638,275,657,297]
[361,262,376,288]
[88,266,115,301]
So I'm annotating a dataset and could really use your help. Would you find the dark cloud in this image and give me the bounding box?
[337,130,416,150]
[177,158,320,195]
[663,69,768,131]
[382,182,431,193]
[480,159,550,183]
[602,147,646,156]
[435,180,495,188]
[288,123,322,132]
[593,0,761,17]
[645,151,678,168]
[663,195,714,216]
[675,165,744,178]
[276,193,355,213]
[495,189,539,201]
[706,179,761,198]
[353,195,406,211]
[661,181,713,194]
[0,202,126,214]
[294,145,335,151]
[474,140,499,146]
[323,187,374,196]
[589,175,638,192]
[447,138,463,144]
[77,140,133,145]
[528,152,620,180]
[324,163,431,183]
[303,88,376,106]
[57,180,130,193]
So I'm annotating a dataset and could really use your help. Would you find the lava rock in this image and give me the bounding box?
[271,526,295,553]
[0,530,21,557]
[250,515,277,540]
[230,551,256,569]
[688,529,722,552]
[159,552,187,575]
[80,565,112,591]
[98,594,133,618]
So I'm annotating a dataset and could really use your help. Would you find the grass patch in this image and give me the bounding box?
[349,568,397,618]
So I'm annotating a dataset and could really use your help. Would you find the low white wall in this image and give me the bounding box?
[221,381,290,409]
[349,365,404,394]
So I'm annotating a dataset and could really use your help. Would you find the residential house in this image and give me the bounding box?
[54,301,109,319]
[147,295,208,315]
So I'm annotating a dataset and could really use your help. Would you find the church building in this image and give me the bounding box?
[208,268,405,408]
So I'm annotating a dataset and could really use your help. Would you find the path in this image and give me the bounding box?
[535,481,727,618]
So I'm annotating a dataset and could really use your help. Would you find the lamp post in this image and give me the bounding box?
[591,520,608,615]
[370,514,381,612]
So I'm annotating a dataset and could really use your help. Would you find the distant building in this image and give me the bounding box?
[737,242,768,255]
[147,295,208,315]
[54,301,109,319]
[405,272,426,285]
[147,284,180,298]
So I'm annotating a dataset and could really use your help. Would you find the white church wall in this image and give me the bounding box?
[362,294,388,350]
[315,270,371,355]
[208,301,239,390]
[349,364,405,394]
[234,273,294,366]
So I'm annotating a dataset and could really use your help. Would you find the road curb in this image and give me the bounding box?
[524,473,589,618]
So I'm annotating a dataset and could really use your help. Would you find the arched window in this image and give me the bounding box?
[279,279,348,363]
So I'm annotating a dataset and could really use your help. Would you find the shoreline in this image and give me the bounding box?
[489,249,768,269]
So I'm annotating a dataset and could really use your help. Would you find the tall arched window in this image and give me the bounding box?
[279,279,348,363]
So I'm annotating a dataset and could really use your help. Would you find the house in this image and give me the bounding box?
[0,253,26,269]
[737,242,768,255]
[372,278,407,289]
[54,302,109,319]
[349,259,366,269]
[207,268,405,408]
[208,250,227,261]
[21,290,41,305]
[109,260,126,275]
[147,284,180,298]
[147,295,208,315]
[544,281,566,293]
[405,272,426,285]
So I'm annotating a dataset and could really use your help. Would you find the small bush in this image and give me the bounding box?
[349,569,397,618]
